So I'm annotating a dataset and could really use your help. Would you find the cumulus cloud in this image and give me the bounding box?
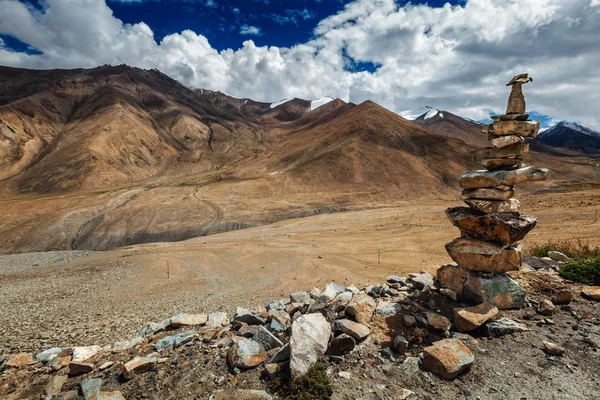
[239,24,261,36]
[0,0,599,129]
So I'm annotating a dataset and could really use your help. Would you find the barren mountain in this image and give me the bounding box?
[0,65,598,254]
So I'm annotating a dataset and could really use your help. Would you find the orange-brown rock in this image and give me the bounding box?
[227,338,267,369]
[6,353,35,368]
[453,303,499,332]
[446,206,537,245]
[489,120,539,138]
[422,338,474,379]
[445,238,522,273]
[345,293,376,324]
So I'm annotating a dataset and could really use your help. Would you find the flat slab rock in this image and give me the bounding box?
[446,206,536,245]
[488,120,540,138]
[462,187,514,201]
[446,238,523,273]
[436,263,525,309]
[475,143,529,160]
[453,302,499,332]
[459,166,549,190]
[464,198,521,214]
[422,338,474,380]
[481,158,525,172]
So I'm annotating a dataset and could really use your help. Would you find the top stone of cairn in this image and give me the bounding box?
[505,73,532,115]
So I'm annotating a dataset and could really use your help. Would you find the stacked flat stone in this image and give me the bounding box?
[440,73,549,309]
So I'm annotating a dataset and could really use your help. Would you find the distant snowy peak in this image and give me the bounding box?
[310,96,335,111]
[270,98,292,109]
[538,121,600,139]
[538,121,600,154]
[399,106,441,121]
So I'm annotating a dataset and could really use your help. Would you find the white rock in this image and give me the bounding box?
[207,312,228,327]
[72,346,102,362]
[547,251,570,262]
[290,313,332,377]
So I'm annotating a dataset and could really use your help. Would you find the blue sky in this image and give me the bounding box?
[1,0,599,130]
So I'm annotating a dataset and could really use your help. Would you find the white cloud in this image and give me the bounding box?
[0,0,599,129]
[239,24,261,36]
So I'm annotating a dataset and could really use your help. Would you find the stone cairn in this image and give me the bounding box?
[438,73,549,309]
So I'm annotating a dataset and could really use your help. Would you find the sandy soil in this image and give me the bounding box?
[1,189,599,356]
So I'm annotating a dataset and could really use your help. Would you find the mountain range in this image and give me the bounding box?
[0,65,598,254]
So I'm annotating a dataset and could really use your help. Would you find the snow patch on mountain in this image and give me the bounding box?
[399,106,439,121]
[270,98,292,108]
[310,97,335,111]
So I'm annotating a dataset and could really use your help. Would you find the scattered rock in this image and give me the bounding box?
[326,333,356,356]
[424,312,452,331]
[582,287,600,301]
[99,361,114,371]
[485,318,528,337]
[155,332,197,351]
[207,312,229,327]
[393,335,409,354]
[317,282,345,303]
[36,347,62,364]
[272,343,290,363]
[538,299,556,316]
[338,371,352,380]
[94,392,126,400]
[290,313,331,377]
[214,389,273,400]
[228,338,267,369]
[263,362,286,380]
[407,273,434,289]
[387,275,406,284]
[123,354,158,380]
[72,346,102,362]
[68,361,94,376]
[552,289,574,305]
[234,308,265,326]
[6,352,35,368]
[547,251,570,262]
[290,291,311,303]
[309,287,321,299]
[453,302,499,332]
[80,378,102,399]
[170,313,207,327]
[422,338,474,380]
[403,314,417,327]
[253,326,284,351]
[45,375,68,397]
[542,341,565,356]
[440,288,457,301]
[238,325,260,338]
[334,319,370,340]
[346,293,377,324]
[137,319,170,337]
[374,301,403,316]
[269,309,291,326]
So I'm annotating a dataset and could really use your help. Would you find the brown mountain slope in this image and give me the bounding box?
[0,65,598,254]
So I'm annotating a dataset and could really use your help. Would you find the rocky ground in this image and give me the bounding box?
[2,254,600,400]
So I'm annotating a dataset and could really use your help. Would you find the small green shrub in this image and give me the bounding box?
[268,363,333,400]
[559,257,600,285]
[527,239,600,260]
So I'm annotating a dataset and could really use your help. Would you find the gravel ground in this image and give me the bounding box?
[0,250,96,275]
